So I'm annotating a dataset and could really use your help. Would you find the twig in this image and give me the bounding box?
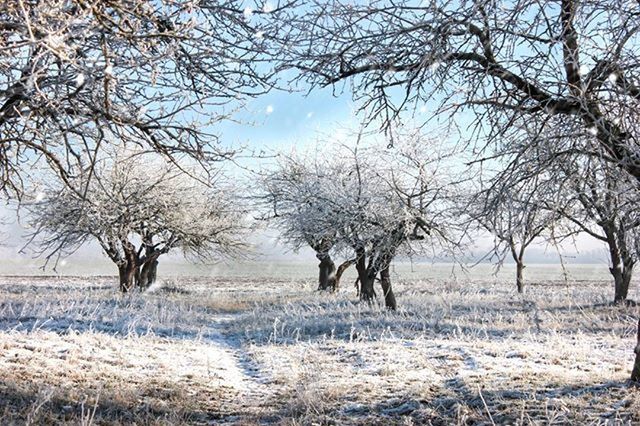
[478,385,496,426]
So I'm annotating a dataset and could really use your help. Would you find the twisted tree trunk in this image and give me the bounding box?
[118,262,137,292]
[117,240,140,293]
[138,255,160,290]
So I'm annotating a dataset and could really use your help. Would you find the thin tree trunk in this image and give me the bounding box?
[379,263,397,310]
[334,259,355,290]
[509,241,526,294]
[632,319,640,382]
[516,260,525,294]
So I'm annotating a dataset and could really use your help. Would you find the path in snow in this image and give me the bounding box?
[202,314,276,423]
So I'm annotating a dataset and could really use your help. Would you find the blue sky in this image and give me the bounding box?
[215,84,360,151]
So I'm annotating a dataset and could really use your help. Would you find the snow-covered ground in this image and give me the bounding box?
[0,269,639,424]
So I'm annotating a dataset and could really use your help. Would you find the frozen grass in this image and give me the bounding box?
[0,269,639,424]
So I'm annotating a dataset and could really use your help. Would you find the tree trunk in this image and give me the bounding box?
[516,260,525,294]
[611,263,630,304]
[609,243,626,303]
[632,319,640,382]
[118,263,137,293]
[622,265,633,302]
[138,256,159,290]
[335,259,355,290]
[355,249,376,302]
[316,252,337,291]
[148,259,158,286]
[604,226,633,304]
[379,263,397,310]
[508,241,526,294]
[118,240,140,293]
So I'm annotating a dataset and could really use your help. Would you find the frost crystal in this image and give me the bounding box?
[75,74,85,87]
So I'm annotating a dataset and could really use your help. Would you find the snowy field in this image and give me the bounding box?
[1,263,640,424]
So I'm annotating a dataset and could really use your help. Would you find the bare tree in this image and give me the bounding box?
[545,156,640,304]
[258,129,458,308]
[26,150,247,291]
[265,0,640,380]
[0,0,272,198]
[361,129,461,308]
[466,180,557,294]
[269,1,640,178]
[256,149,357,292]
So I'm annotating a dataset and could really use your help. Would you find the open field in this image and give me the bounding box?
[1,264,639,424]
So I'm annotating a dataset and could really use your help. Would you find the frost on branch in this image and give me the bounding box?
[464,179,557,294]
[268,1,640,180]
[26,149,247,292]
[256,128,461,308]
[0,0,269,197]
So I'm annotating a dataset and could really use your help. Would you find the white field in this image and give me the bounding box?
[0,263,639,424]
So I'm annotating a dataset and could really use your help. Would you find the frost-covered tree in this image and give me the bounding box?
[257,150,358,292]
[27,151,246,291]
[0,0,271,197]
[546,157,640,304]
[259,131,458,309]
[269,1,640,181]
[466,180,557,294]
[358,131,460,308]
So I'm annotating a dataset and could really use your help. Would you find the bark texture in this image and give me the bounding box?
[356,248,376,302]
[138,256,159,290]
[118,263,137,292]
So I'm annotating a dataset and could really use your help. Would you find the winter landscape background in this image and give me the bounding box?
[3,0,640,424]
